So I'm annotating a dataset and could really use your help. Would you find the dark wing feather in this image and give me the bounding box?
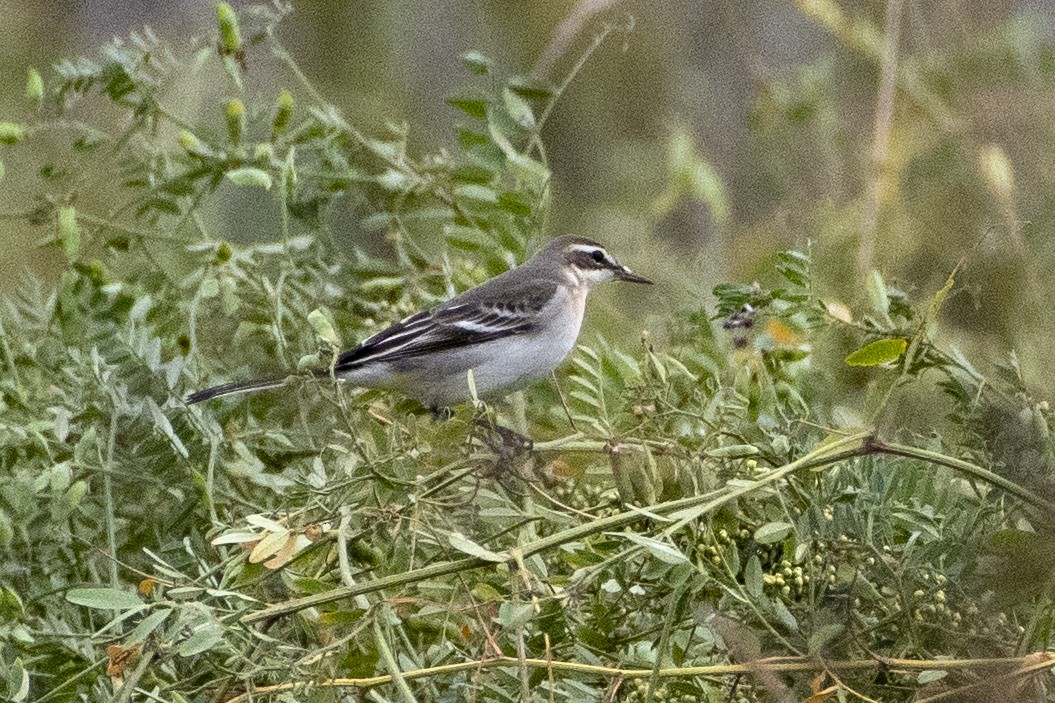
[334,277,557,371]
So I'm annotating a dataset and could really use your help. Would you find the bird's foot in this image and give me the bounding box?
[469,414,536,488]
[471,415,533,456]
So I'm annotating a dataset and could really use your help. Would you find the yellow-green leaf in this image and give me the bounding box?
[26,68,44,103]
[57,206,80,261]
[0,122,25,145]
[216,2,242,54]
[845,338,907,367]
[225,167,272,189]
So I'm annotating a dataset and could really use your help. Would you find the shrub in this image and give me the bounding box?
[2,5,1054,703]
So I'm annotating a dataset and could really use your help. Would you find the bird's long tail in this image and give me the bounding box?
[186,376,292,404]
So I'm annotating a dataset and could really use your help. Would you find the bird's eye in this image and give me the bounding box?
[590,249,605,263]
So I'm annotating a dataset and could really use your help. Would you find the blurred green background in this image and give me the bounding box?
[4,0,1055,391]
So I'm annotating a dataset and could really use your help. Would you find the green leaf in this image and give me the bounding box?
[0,122,25,145]
[610,452,637,506]
[446,225,492,252]
[308,308,340,346]
[497,191,532,217]
[225,167,272,189]
[176,621,223,656]
[506,75,554,100]
[705,444,760,459]
[57,206,80,262]
[453,183,498,204]
[615,532,688,565]
[776,251,809,286]
[447,94,489,120]
[496,601,535,629]
[127,608,173,643]
[917,670,947,684]
[807,623,845,653]
[771,597,799,632]
[26,68,44,103]
[4,660,28,703]
[147,398,188,458]
[866,270,892,326]
[753,521,793,545]
[723,543,740,575]
[462,50,491,74]
[0,587,25,620]
[451,164,493,183]
[845,338,907,367]
[67,588,145,611]
[487,123,550,186]
[136,197,183,217]
[502,88,535,128]
[744,556,764,599]
[472,583,503,601]
[448,532,504,562]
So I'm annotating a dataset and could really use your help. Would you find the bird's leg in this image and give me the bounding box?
[469,405,535,485]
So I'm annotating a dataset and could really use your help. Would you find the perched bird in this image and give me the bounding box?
[186,235,652,411]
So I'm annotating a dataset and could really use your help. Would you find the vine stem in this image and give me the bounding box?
[222,652,1055,703]
[336,514,418,703]
[869,439,1055,514]
[242,431,869,624]
[240,429,1055,628]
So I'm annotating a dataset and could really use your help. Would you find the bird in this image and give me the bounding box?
[186,235,652,412]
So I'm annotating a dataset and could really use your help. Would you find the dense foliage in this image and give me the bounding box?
[2,4,1055,702]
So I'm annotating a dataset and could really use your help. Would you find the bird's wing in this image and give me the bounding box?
[334,279,556,370]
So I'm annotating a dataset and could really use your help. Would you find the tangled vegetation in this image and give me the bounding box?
[2,4,1055,702]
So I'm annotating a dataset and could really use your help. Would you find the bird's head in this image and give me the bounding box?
[540,235,653,289]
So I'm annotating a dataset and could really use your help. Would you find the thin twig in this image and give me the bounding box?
[533,0,621,78]
[857,0,903,279]
[551,371,580,432]
[221,652,1055,703]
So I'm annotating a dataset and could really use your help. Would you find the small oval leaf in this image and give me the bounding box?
[0,122,26,145]
[225,167,272,189]
[917,670,948,684]
[449,532,504,562]
[845,338,907,367]
[176,621,223,657]
[744,555,764,598]
[705,444,760,459]
[66,588,145,611]
[57,206,80,261]
[127,608,173,643]
[754,521,793,545]
[615,532,688,565]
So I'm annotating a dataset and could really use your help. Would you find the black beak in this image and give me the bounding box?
[614,265,653,285]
